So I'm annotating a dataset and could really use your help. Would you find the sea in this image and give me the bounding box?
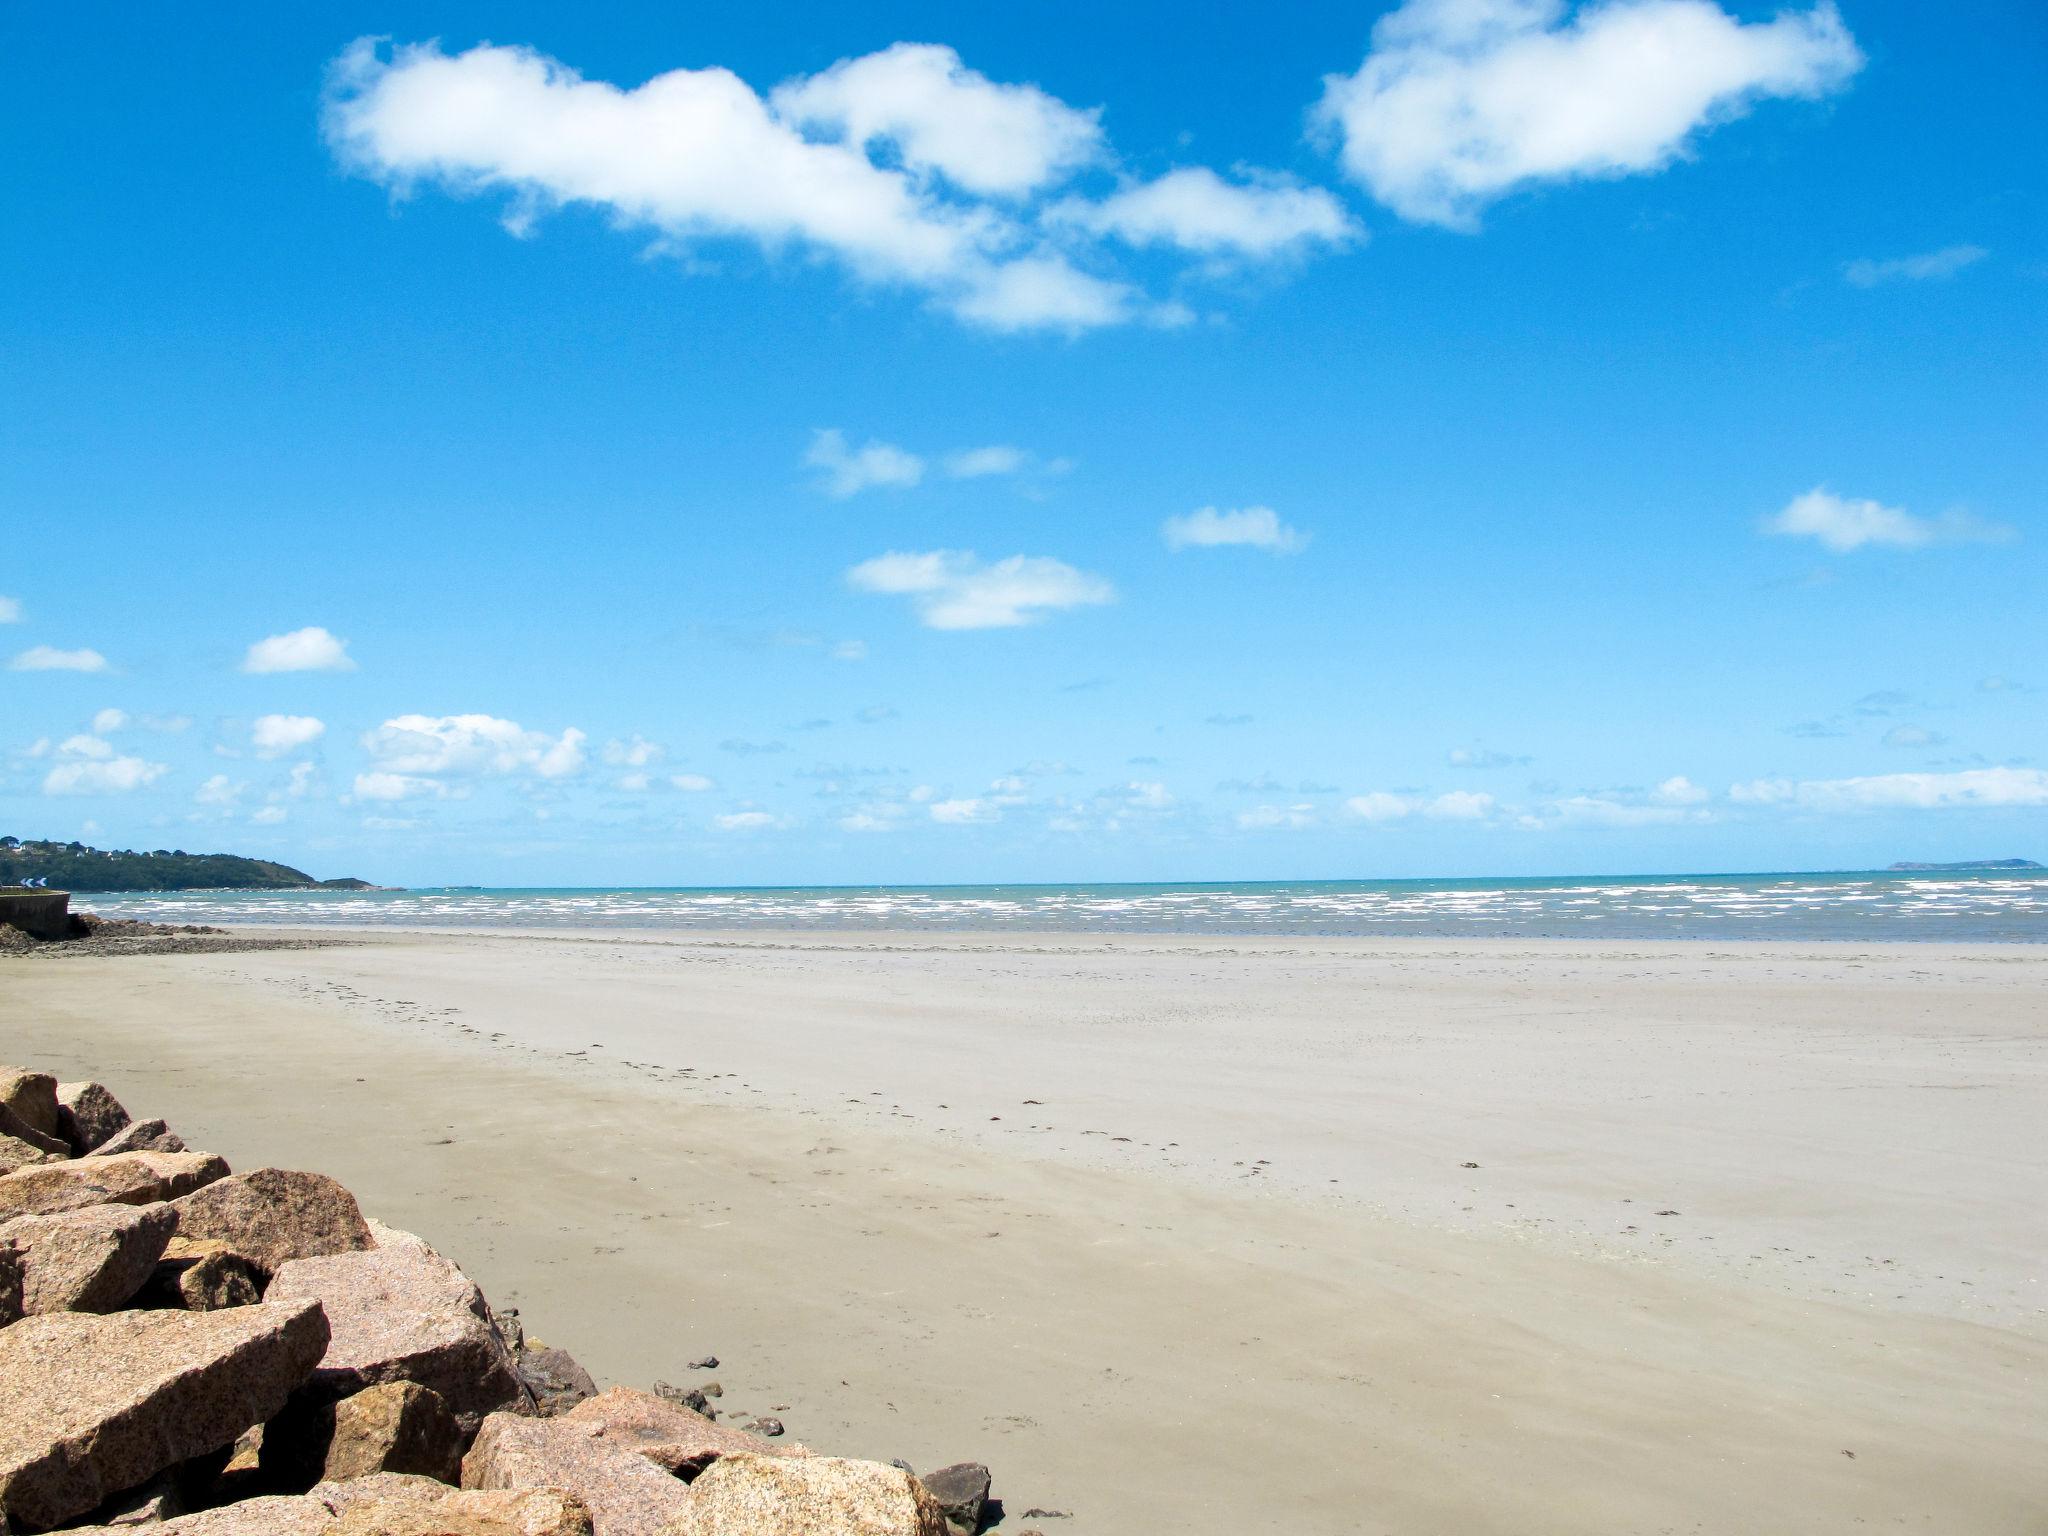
[81,868,2048,943]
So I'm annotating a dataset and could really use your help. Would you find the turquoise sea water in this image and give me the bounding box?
[83,869,2048,942]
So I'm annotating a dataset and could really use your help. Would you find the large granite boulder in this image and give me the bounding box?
[0,1200,177,1314]
[672,1454,949,1536]
[266,1242,525,1434]
[0,1151,229,1223]
[90,1119,189,1157]
[263,1381,465,1488]
[0,1103,69,1159]
[172,1170,373,1276]
[461,1413,693,1536]
[561,1389,800,1480]
[55,1082,132,1155]
[0,1129,65,1178]
[0,1069,59,1141]
[59,1477,590,1536]
[0,1298,330,1531]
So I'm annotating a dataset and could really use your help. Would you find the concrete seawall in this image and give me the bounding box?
[0,887,71,939]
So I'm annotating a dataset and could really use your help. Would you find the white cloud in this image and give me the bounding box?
[669,773,715,792]
[1763,487,2015,553]
[602,734,665,768]
[91,708,128,735]
[1315,0,1862,229]
[286,761,318,799]
[0,597,21,623]
[324,40,1139,333]
[840,807,906,832]
[805,429,926,497]
[11,646,109,673]
[1542,794,1702,827]
[1126,780,1174,810]
[1238,802,1317,829]
[351,771,448,802]
[251,805,288,825]
[195,773,243,806]
[1162,505,1308,554]
[242,626,354,674]
[1425,789,1496,820]
[944,445,1028,479]
[833,640,869,662]
[252,714,327,758]
[41,732,168,796]
[360,714,587,792]
[1653,774,1710,804]
[1844,245,1987,288]
[1731,767,2048,811]
[929,797,997,823]
[1346,791,1417,821]
[715,810,785,830]
[768,41,1104,198]
[1050,167,1358,259]
[848,549,1114,629]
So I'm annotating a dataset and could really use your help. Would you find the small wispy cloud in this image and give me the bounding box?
[805,429,925,498]
[1162,505,1307,554]
[11,646,109,673]
[1843,244,1987,288]
[848,550,1113,630]
[943,445,1027,479]
[1763,487,2015,553]
[0,597,22,624]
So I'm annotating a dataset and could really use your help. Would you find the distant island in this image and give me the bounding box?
[1887,858,2041,872]
[0,836,377,892]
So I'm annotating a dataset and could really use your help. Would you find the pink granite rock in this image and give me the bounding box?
[0,1069,59,1141]
[90,1120,189,1158]
[0,1298,330,1531]
[172,1169,373,1276]
[267,1242,525,1434]
[462,1412,693,1536]
[0,1200,177,1313]
[671,1454,949,1536]
[55,1082,132,1154]
[562,1389,802,1480]
[0,1151,229,1223]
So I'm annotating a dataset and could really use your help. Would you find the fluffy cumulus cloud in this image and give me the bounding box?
[11,646,109,673]
[252,714,326,758]
[242,626,354,674]
[1731,767,2048,812]
[40,730,167,796]
[355,713,586,801]
[1763,487,2015,553]
[768,42,1105,198]
[323,38,1351,332]
[848,550,1114,629]
[1843,245,1987,288]
[1315,0,1862,228]
[1161,506,1308,554]
[715,809,787,830]
[805,429,926,497]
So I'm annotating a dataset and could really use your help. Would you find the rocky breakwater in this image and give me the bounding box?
[0,1065,1000,1536]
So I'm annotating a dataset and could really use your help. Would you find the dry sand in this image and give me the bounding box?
[6,930,2044,1533]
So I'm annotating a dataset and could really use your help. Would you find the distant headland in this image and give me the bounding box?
[1886,858,2041,872]
[0,836,379,892]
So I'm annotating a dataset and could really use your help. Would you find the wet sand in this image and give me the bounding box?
[7,931,2045,1533]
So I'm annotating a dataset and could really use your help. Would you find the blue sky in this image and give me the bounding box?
[2,0,2042,886]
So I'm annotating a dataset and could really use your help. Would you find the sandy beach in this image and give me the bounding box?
[8,930,2045,1533]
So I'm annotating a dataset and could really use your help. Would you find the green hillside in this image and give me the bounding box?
[0,837,373,892]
